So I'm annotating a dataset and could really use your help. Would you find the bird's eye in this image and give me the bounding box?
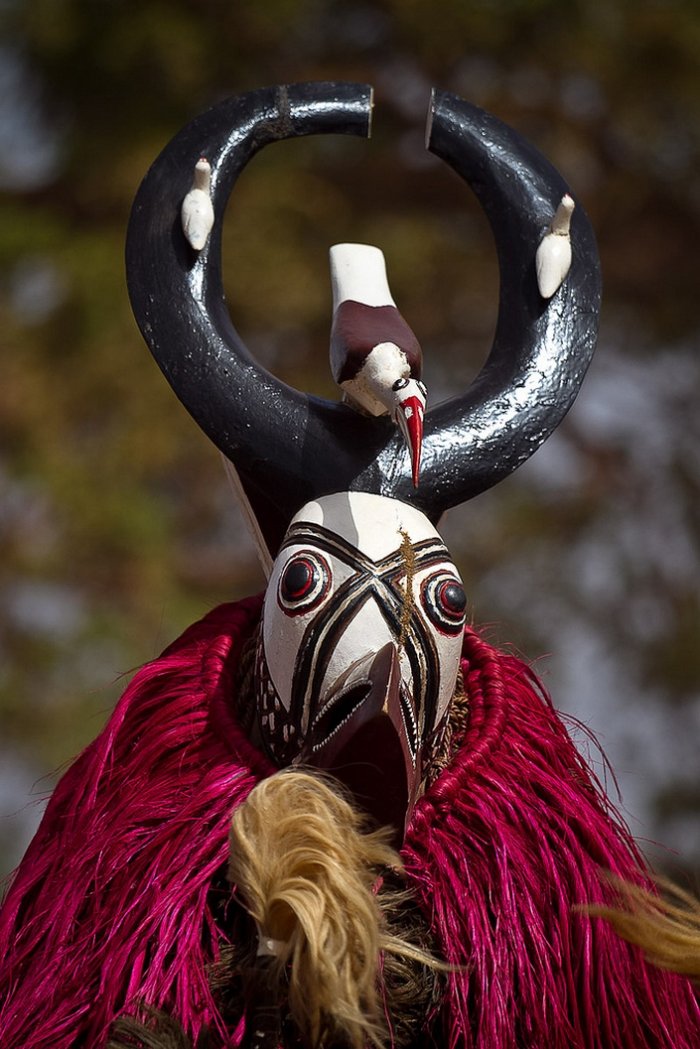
[278,552,331,616]
[392,377,409,392]
[421,571,467,635]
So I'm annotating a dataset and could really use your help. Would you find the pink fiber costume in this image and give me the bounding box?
[1,597,698,1047]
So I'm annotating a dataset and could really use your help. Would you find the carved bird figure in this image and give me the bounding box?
[329,243,426,487]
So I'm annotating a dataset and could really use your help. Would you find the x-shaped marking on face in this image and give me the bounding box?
[279,522,450,737]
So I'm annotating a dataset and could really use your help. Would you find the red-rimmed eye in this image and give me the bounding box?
[421,571,467,635]
[281,559,314,600]
[277,552,331,616]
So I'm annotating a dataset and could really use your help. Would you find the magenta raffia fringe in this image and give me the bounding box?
[1,597,698,1047]
[0,596,271,1048]
[404,628,700,1047]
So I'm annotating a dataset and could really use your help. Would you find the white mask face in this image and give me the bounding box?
[255,492,466,828]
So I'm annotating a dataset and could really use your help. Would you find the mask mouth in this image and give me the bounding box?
[300,642,422,844]
[310,681,373,753]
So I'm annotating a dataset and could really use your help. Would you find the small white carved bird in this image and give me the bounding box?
[329,243,426,487]
[536,193,575,299]
[181,158,215,251]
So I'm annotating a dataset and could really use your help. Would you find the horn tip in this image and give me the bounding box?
[425,88,437,150]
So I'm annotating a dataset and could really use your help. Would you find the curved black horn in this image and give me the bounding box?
[127,83,600,558]
[127,82,386,560]
[398,90,602,517]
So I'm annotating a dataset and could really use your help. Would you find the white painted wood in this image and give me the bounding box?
[536,194,575,299]
[329,243,396,309]
[181,158,215,251]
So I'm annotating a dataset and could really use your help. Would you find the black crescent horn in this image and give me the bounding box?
[127,83,601,559]
[127,82,388,561]
[390,90,602,518]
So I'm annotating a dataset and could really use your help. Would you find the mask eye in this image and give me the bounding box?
[421,571,467,635]
[417,380,427,398]
[392,377,409,392]
[278,551,331,616]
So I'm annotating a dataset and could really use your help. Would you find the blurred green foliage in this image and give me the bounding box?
[1,0,699,877]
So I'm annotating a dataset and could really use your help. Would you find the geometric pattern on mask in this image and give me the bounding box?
[259,521,457,768]
[255,629,300,766]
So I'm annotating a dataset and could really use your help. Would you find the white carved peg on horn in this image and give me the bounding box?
[181,157,215,251]
[536,193,575,299]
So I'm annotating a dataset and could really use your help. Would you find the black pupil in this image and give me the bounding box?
[439,581,466,615]
[392,378,409,391]
[282,559,315,600]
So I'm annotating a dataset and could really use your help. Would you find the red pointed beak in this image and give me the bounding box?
[397,395,424,487]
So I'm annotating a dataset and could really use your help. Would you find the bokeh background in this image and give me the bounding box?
[1,0,699,883]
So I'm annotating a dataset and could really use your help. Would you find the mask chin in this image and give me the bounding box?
[320,713,410,848]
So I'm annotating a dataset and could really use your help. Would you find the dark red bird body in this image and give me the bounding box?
[330,300,422,385]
